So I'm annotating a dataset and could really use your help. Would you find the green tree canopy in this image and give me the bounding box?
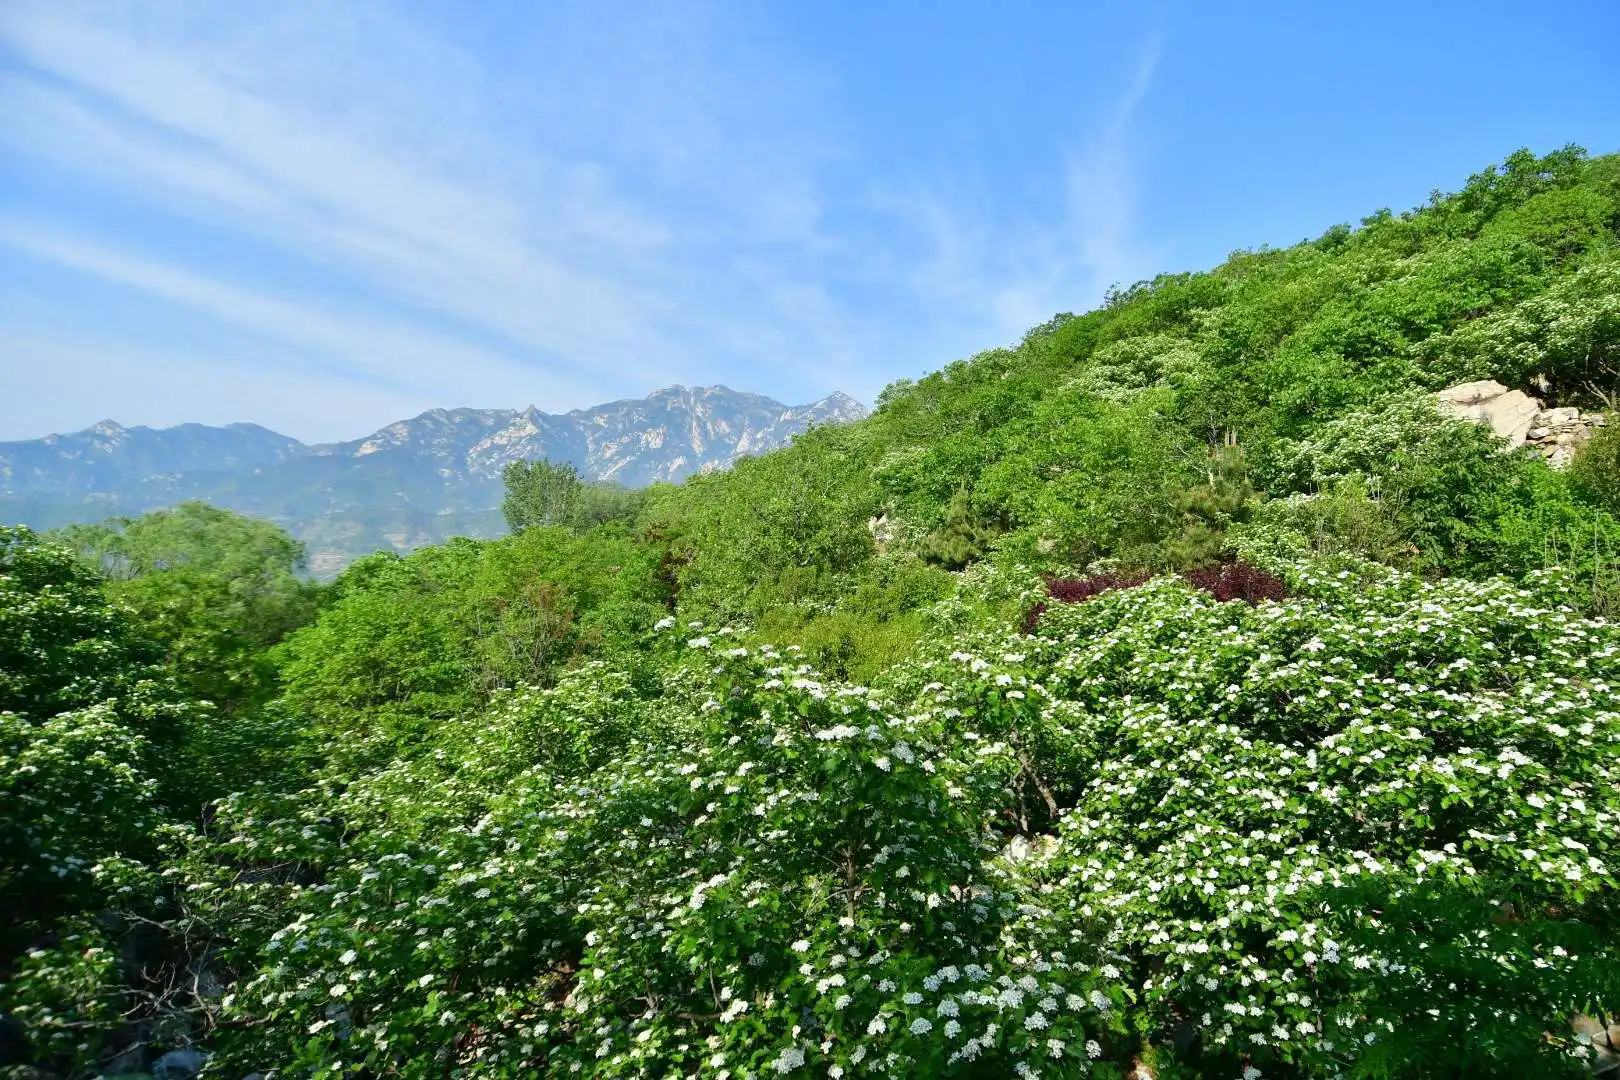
[52,502,319,712]
[501,458,584,532]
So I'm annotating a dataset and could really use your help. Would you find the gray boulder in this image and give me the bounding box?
[153,1048,209,1080]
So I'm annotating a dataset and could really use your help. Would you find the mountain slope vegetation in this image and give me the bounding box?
[4,146,1620,1080]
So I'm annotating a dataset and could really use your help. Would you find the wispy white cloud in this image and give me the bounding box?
[0,219,591,405]
[0,0,861,427]
[876,30,1167,351]
[0,2,672,379]
[0,0,1163,439]
[1062,27,1165,302]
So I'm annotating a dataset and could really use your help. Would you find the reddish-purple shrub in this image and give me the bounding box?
[1023,563,1284,632]
[1045,571,1152,604]
[1020,601,1048,634]
[1180,561,1287,604]
[1022,571,1151,632]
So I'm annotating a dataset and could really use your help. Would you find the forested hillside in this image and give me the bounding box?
[4,146,1620,1080]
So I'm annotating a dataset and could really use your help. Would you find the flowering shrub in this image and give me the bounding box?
[175,630,1125,1078]
[1006,569,1620,1076]
[1419,257,1620,397]
[142,562,1620,1078]
[0,525,160,723]
[1066,334,1206,406]
[0,527,205,1077]
[0,706,157,908]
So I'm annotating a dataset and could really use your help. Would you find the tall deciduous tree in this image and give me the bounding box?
[501,459,584,532]
[53,502,319,713]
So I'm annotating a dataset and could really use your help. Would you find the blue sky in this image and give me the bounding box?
[1,0,1616,443]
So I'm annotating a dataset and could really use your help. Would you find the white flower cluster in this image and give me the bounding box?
[161,560,1617,1078]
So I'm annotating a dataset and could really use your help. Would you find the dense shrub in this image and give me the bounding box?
[1047,570,1153,605]
[0,525,160,722]
[1022,570,1151,632]
[1025,562,1283,632]
[1571,424,1620,511]
[1421,256,1620,402]
[1260,394,1620,593]
[1005,566,1620,1077]
[917,489,1003,570]
[273,526,665,745]
[141,562,1620,1079]
[1180,560,1288,603]
[1230,480,1413,566]
[0,528,208,1076]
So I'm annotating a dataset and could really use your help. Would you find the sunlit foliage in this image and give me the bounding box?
[5,146,1620,1079]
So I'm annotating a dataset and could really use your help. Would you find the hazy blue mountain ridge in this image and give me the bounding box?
[0,385,867,573]
[0,420,305,496]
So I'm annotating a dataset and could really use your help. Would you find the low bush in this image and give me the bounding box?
[1180,560,1289,604]
[1022,570,1151,632]
[1571,424,1620,512]
[1025,562,1284,631]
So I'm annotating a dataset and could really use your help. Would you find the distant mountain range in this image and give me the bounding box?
[0,386,867,574]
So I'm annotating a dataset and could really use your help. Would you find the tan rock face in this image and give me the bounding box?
[1542,407,1582,427]
[1571,1012,1620,1076]
[1436,381,1607,468]
[1437,380,1513,408]
[1483,391,1542,446]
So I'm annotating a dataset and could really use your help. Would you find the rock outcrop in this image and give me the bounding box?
[1572,1012,1620,1076]
[1436,380,1607,467]
[152,1048,209,1080]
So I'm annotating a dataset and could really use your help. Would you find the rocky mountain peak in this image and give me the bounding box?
[2,384,868,571]
[805,392,868,420]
